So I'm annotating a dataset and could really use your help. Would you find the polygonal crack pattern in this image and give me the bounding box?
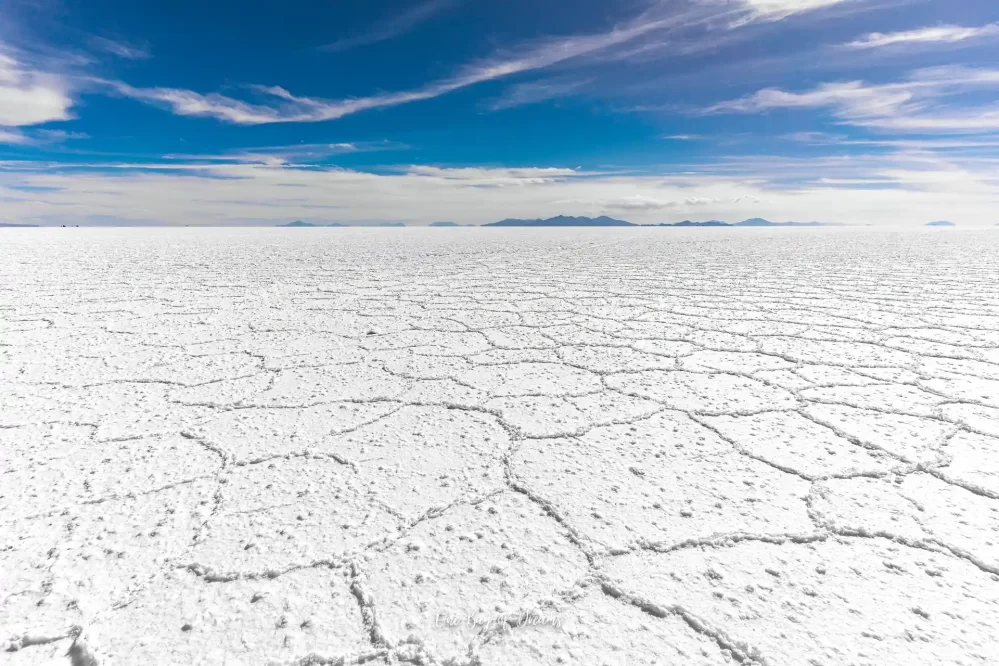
[2,228,998,665]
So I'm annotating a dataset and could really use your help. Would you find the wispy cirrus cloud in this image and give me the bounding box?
[708,80,919,117]
[319,0,457,52]
[843,23,999,49]
[162,140,407,165]
[716,0,852,22]
[107,0,833,126]
[487,79,590,110]
[108,3,704,124]
[88,36,151,60]
[789,133,999,152]
[706,66,999,133]
[105,77,502,125]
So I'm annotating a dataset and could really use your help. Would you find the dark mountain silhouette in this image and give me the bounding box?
[734,218,827,227]
[0,222,40,227]
[429,221,473,227]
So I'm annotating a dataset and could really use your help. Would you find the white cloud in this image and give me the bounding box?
[0,50,74,127]
[33,129,88,142]
[827,136,999,151]
[844,23,999,49]
[0,127,86,146]
[0,128,28,144]
[598,195,723,210]
[406,165,584,186]
[599,195,677,211]
[706,67,999,133]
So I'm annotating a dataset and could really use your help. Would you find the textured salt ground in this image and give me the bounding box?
[2,228,999,665]
[605,537,999,665]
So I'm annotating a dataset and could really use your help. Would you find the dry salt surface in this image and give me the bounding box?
[2,227,999,666]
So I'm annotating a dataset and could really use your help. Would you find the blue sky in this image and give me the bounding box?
[1,0,998,226]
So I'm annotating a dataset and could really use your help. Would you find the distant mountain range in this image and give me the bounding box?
[728,218,829,227]
[482,215,835,227]
[667,220,729,227]
[484,215,635,227]
[926,220,956,227]
[0,223,40,227]
[279,221,406,227]
[275,216,842,228]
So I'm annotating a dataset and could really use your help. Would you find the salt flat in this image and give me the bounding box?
[2,227,998,665]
